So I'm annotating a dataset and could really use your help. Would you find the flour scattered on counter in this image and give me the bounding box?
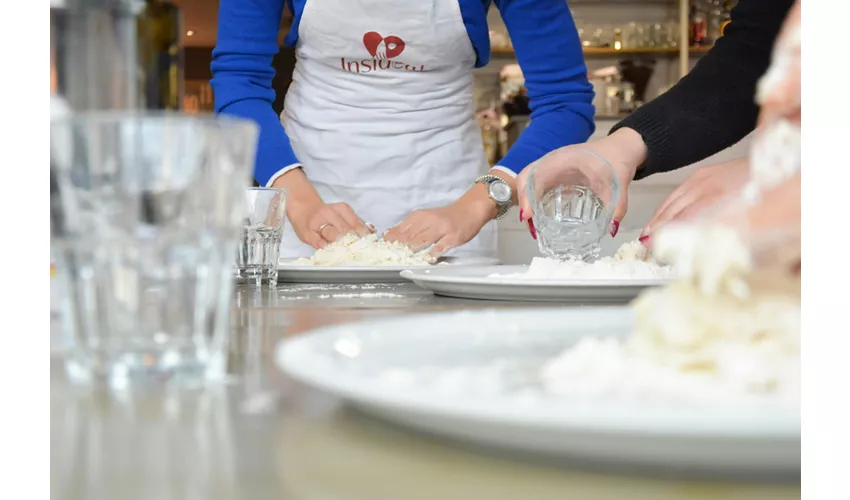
[492,240,675,280]
[291,233,436,267]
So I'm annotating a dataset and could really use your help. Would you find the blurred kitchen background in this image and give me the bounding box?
[51,0,750,263]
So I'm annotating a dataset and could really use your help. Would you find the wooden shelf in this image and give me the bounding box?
[491,46,712,57]
[583,46,712,55]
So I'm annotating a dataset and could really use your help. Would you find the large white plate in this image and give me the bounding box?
[401,265,669,302]
[278,257,500,284]
[277,308,800,477]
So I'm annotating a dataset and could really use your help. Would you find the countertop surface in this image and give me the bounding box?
[51,283,800,500]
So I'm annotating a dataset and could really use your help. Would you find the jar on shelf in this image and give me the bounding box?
[690,2,709,46]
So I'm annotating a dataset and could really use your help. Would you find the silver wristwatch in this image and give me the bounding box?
[474,174,513,220]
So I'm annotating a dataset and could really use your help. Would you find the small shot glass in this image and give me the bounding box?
[235,188,288,286]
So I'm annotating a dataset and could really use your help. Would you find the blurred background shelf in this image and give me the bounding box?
[491,46,713,57]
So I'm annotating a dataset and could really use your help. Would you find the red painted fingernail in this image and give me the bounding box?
[528,218,537,240]
[610,219,620,238]
[519,208,525,222]
[638,234,650,246]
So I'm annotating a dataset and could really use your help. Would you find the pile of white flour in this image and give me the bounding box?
[291,233,436,267]
[541,227,800,406]
[493,240,675,280]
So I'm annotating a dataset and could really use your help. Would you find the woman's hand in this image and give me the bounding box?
[384,186,497,258]
[724,171,800,233]
[295,202,374,248]
[640,158,752,245]
[516,128,648,237]
[730,171,800,272]
[271,168,373,249]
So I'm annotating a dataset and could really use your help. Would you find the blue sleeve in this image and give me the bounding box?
[494,0,596,174]
[211,0,300,186]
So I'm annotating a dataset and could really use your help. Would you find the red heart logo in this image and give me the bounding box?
[363,31,406,59]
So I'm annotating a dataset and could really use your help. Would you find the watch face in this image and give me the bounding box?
[489,181,512,203]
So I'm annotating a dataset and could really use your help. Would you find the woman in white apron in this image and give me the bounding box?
[212,0,595,259]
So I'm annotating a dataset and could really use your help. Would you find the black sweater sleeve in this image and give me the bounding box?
[610,0,794,180]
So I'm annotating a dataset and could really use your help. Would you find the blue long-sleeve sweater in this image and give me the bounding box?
[212,0,595,186]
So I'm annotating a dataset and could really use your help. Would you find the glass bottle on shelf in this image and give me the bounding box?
[603,75,622,117]
[613,28,623,51]
[690,2,708,47]
[619,82,636,114]
[707,0,725,45]
[137,0,184,110]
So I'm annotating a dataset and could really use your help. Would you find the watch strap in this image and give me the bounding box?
[474,174,512,220]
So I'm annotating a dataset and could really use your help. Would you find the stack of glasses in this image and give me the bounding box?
[50,112,285,389]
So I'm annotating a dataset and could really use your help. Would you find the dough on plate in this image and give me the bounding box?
[291,233,436,267]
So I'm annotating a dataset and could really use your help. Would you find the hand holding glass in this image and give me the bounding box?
[525,149,621,261]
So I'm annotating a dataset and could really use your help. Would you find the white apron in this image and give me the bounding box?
[280,0,496,259]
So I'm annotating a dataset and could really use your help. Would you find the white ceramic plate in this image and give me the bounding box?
[277,257,500,284]
[400,265,670,302]
[277,308,800,477]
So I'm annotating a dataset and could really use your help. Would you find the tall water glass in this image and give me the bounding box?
[526,149,620,261]
[50,112,258,388]
[235,188,287,285]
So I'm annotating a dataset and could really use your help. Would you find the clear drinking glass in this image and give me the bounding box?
[235,188,287,286]
[50,112,259,388]
[623,22,638,49]
[635,23,650,48]
[581,22,597,47]
[666,21,680,48]
[526,149,621,261]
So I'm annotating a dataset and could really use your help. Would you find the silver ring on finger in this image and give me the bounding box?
[317,223,331,233]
